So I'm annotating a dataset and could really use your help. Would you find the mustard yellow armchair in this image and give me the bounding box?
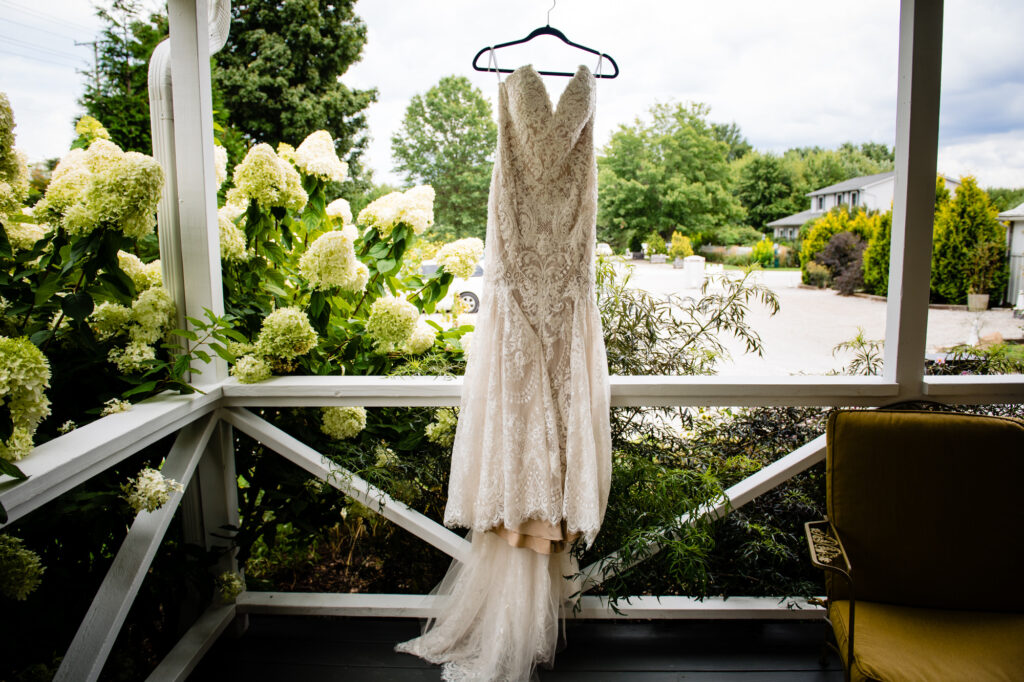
[806,408,1024,682]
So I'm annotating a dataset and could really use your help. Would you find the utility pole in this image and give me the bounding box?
[75,40,100,93]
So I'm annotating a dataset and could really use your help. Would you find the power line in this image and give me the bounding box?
[2,15,83,42]
[0,47,83,69]
[0,33,83,62]
[0,0,97,35]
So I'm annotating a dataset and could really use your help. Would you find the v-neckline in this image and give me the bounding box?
[506,64,591,121]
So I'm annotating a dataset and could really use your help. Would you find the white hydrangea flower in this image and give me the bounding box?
[460,331,474,359]
[74,115,110,142]
[256,307,318,360]
[373,442,399,467]
[218,210,251,262]
[215,571,245,604]
[117,251,161,291]
[57,420,76,434]
[351,261,370,291]
[276,142,297,164]
[436,238,484,279]
[366,295,418,350]
[320,406,366,440]
[121,467,184,514]
[298,225,363,291]
[294,131,348,183]
[108,340,157,372]
[44,140,164,240]
[325,197,353,225]
[0,535,45,601]
[213,144,228,187]
[231,354,272,383]
[91,301,133,340]
[425,408,458,448]
[231,143,307,211]
[129,287,176,345]
[5,220,46,251]
[357,185,434,237]
[101,398,132,416]
[0,336,51,462]
[402,318,436,355]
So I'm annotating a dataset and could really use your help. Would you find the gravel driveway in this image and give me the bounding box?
[622,260,1024,376]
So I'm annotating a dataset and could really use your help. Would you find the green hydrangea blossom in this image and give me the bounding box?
[230,354,272,384]
[0,535,45,601]
[366,296,418,351]
[256,307,318,360]
[0,336,51,462]
[231,143,307,211]
[320,406,366,440]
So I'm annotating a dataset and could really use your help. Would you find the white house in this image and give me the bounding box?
[767,171,961,241]
[999,201,1024,307]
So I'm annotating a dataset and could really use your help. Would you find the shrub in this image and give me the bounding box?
[750,237,774,267]
[861,211,891,296]
[669,231,693,260]
[645,230,668,255]
[724,252,754,266]
[703,224,764,246]
[931,177,1007,303]
[805,261,832,288]
[628,231,643,253]
[800,206,878,283]
[818,231,866,295]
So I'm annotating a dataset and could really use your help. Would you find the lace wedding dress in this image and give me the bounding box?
[396,62,612,681]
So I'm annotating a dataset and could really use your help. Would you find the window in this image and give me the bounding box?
[817,196,824,210]
[851,191,859,206]
[836,192,844,205]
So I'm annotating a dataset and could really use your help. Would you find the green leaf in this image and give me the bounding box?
[123,380,159,397]
[60,291,95,322]
[171,328,200,341]
[33,275,63,305]
[377,258,397,275]
[194,349,212,364]
[0,221,12,259]
[368,241,390,259]
[0,457,27,481]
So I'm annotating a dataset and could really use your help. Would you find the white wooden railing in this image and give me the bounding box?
[1,0,1022,679]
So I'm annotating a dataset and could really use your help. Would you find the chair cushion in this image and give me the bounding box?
[830,600,1024,682]
[827,409,1024,610]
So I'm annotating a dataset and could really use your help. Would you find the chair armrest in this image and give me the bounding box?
[805,519,851,574]
[805,519,856,680]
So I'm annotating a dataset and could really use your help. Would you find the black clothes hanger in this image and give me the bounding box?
[471,2,619,79]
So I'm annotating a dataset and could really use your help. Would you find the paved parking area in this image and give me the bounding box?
[622,260,1023,376]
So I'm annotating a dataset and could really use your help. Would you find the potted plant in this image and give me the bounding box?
[628,232,645,260]
[967,241,1002,311]
[646,229,669,263]
[669,230,693,268]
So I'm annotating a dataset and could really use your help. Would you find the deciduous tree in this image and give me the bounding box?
[391,76,497,240]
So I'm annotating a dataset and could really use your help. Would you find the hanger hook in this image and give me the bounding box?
[547,0,556,26]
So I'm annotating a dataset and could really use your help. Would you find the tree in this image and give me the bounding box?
[782,143,893,195]
[861,211,892,296]
[800,206,880,283]
[78,1,168,153]
[985,186,1024,212]
[931,176,1007,304]
[733,152,803,230]
[212,1,377,182]
[710,121,752,162]
[390,76,497,240]
[598,102,745,242]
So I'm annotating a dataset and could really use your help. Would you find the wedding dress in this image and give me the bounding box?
[396,61,612,681]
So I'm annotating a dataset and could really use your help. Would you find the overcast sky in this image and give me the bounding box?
[3,0,1024,190]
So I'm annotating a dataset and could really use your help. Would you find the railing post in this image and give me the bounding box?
[165,0,242,632]
[883,0,944,398]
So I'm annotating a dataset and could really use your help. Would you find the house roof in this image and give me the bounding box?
[998,201,1024,220]
[766,209,825,228]
[807,171,895,197]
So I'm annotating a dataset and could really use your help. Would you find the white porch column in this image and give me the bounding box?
[167,0,227,385]
[883,0,944,398]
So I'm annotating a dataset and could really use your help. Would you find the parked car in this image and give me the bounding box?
[422,260,484,313]
[596,242,613,257]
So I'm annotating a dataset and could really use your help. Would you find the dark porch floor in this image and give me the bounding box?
[190,615,845,680]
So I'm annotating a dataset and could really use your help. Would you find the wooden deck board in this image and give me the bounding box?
[190,616,844,680]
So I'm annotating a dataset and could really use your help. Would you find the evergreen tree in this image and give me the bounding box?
[931,176,1007,304]
[391,76,497,240]
[212,0,377,185]
[78,1,168,153]
[861,211,892,296]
